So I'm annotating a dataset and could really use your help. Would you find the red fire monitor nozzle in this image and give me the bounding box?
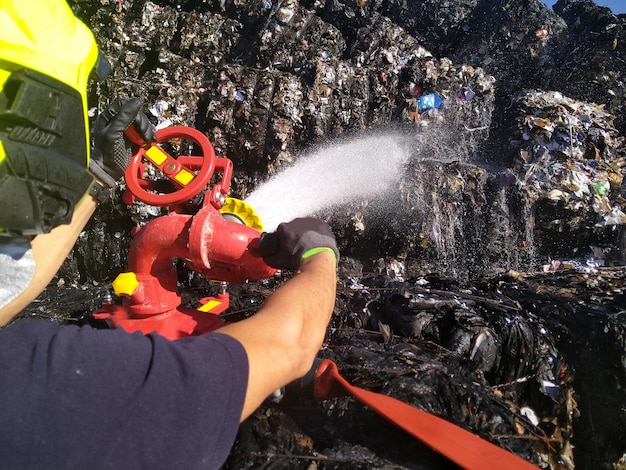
[93,126,277,339]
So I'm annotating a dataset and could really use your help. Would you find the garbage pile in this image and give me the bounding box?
[73,0,496,173]
[325,88,626,280]
[509,90,626,266]
[512,90,625,224]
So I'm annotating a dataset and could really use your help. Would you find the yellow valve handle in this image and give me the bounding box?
[144,146,196,187]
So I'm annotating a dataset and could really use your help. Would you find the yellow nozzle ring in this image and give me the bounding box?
[219,198,264,232]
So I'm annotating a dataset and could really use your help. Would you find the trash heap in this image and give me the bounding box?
[75,0,496,173]
[325,158,533,282]
[71,0,504,280]
[509,90,626,267]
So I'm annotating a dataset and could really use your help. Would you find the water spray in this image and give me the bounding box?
[245,132,409,230]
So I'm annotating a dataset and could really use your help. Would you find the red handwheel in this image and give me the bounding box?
[124,126,216,206]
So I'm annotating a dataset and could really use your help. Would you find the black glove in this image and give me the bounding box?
[90,98,156,187]
[258,217,339,270]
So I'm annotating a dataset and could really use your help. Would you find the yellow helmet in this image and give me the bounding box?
[0,0,108,236]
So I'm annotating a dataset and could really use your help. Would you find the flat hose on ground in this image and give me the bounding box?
[313,359,539,470]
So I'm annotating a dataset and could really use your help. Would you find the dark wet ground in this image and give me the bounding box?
[20,263,626,469]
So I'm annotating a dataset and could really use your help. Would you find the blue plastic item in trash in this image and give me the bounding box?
[417,93,443,111]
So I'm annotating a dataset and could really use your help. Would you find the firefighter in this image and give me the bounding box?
[0,1,338,469]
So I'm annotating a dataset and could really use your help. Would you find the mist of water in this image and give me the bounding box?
[243,118,535,278]
[245,132,409,231]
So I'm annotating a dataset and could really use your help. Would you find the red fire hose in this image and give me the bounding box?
[312,359,539,470]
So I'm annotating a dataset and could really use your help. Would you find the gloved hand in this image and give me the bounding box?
[258,217,339,270]
[90,98,156,187]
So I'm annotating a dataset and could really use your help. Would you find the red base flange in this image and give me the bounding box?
[93,295,228,340]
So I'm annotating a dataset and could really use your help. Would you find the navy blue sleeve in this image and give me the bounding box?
[0,318,248,470]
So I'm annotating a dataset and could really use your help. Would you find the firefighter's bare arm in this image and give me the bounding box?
[218,218,339,421]
[0,195,98,326]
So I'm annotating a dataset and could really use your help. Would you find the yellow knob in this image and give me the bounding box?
[112,272,140,297]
